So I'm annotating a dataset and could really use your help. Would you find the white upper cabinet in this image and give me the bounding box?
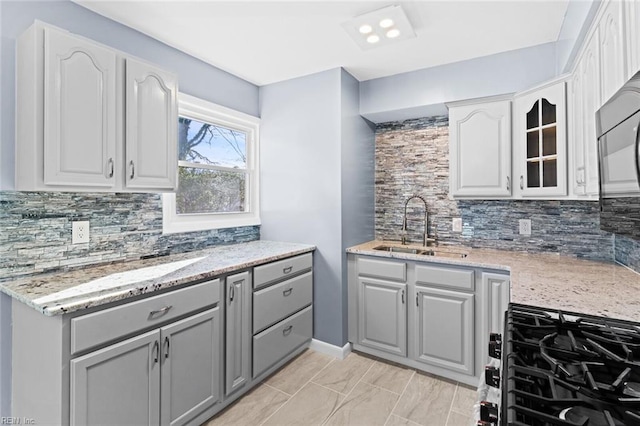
[626,0,640,78]
[514,80,568,198]
[599,0,627,105]
[43,27,117,188]
[16,21,178,193]
[448,97,512,199]
[570,32,601,198]
[125,58,178,190]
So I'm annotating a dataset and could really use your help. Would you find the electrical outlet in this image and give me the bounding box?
[519,219,531,236]
[72,221,90,244]
[452,218,462,233]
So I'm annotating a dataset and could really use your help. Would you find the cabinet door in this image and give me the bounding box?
[449,100,512,197]
[225,271,251,396]
[70,329,161,426]
[481,273,510,338]
[160,308,221,426]
[515,81,567,197]
[125,57,178,190]
[357,277,406,356]
[626,0,640,77]
[581,34,602,196]
[414,286,474,375]
[44,27,116,187]
[599,0,626,105]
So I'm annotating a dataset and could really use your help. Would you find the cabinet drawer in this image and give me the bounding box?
[254,272,312,333]
[357,257,406,281]
[71,279,220,355]
[254,253,312,290]
[253,306,312,378]
[415,265,474,291]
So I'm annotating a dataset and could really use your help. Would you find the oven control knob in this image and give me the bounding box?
[480,401,499,424]
[489,333,502,343]
[489,340,502,359]
[485,366,500,388]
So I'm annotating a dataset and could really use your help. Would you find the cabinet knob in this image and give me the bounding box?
[283,266,293,274]
[283,288,293,297]
[519,175,524,190]
[506,176,510,191]
[282,325,293,336]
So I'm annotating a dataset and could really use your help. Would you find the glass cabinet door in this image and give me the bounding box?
[516,80,567,197]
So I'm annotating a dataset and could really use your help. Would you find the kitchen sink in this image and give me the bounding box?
[372,245,468,259]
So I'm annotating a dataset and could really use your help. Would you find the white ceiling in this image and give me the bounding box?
[74,0,570,86]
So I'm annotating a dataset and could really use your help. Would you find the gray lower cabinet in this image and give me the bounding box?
[225,271,251,396]
[347,253,509,386]
[70,307,220,426]
[357,277,407,357]
[414,286,474,375]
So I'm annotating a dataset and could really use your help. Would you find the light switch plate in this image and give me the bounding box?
[519,219,531,236]
[72,221,90,244]
[452,218,462,233]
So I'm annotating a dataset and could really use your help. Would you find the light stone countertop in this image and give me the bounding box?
[0,240,315,316]
[347,240,640,322]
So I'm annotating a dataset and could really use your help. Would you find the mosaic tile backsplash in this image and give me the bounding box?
[375,116,614,261]
[0,191,259,279]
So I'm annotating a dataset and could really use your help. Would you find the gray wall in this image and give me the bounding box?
[0,0,259,190]
[259,69,344,347]
[0,0,260,415]
[359,42,557,123]
[260,68,375,347]
[340,69,376,343]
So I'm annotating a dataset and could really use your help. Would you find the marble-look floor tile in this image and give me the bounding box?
[451,384,476,416]
[262,382,343,426]
[206,384,289,426]
[446,410,471,426]
[312,352,374,394]
[324,382,399,426]
[265,349,334,395]
[384,415,422,426]
[392,372,457,426]
[362,360,414,394]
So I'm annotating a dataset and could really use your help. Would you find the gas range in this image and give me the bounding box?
[479,303,640,426]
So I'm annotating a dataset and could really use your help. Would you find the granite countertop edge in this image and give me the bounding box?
[0,240,316,317]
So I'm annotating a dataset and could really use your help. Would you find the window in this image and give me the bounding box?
[163,93,260,233]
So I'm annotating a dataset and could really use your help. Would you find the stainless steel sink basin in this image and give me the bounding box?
[372,245,468,259]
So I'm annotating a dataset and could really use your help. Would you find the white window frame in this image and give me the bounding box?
[162,93,260,234]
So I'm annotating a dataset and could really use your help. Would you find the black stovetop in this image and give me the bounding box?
[501,303,640,426]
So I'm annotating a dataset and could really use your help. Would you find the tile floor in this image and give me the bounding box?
[206,350,476,426]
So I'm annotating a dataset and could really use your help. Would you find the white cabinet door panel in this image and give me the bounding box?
[44,27,116,187]
[126,58,178,190]
[599,0,627,105]
[449,99,511,198]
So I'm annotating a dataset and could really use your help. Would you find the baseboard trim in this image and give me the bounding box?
[309,339,351,359]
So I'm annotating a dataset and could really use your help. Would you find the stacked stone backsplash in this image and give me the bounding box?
[614,234,640,272]
[0,191,260,280]
[375,116,614,261]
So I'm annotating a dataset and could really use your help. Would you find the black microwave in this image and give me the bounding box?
[597,72,640,240]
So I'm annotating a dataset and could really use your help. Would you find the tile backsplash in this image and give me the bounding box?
[0,191,259,279]
[375,116,614,261]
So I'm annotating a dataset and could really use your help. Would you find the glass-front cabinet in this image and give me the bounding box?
[514,80,568,197]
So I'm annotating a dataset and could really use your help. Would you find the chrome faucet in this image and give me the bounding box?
[401,195,430,246]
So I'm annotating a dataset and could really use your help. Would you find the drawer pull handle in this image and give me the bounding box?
[283,266,293,274]
[152,340,160,364]
[520,175,524,190]
[283,325,293,336]
[149,305,173,318]
[129,160,135,180]
[283,288,293,297]
[164,336,170,359]
[229,285,235,303]
[401,289,405,304]
[107,158,114,178]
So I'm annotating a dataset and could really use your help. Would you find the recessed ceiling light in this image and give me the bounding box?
[386,29,400,39]
[342,5,416,50]
[359,24,373,34]
[379,18,394,28]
